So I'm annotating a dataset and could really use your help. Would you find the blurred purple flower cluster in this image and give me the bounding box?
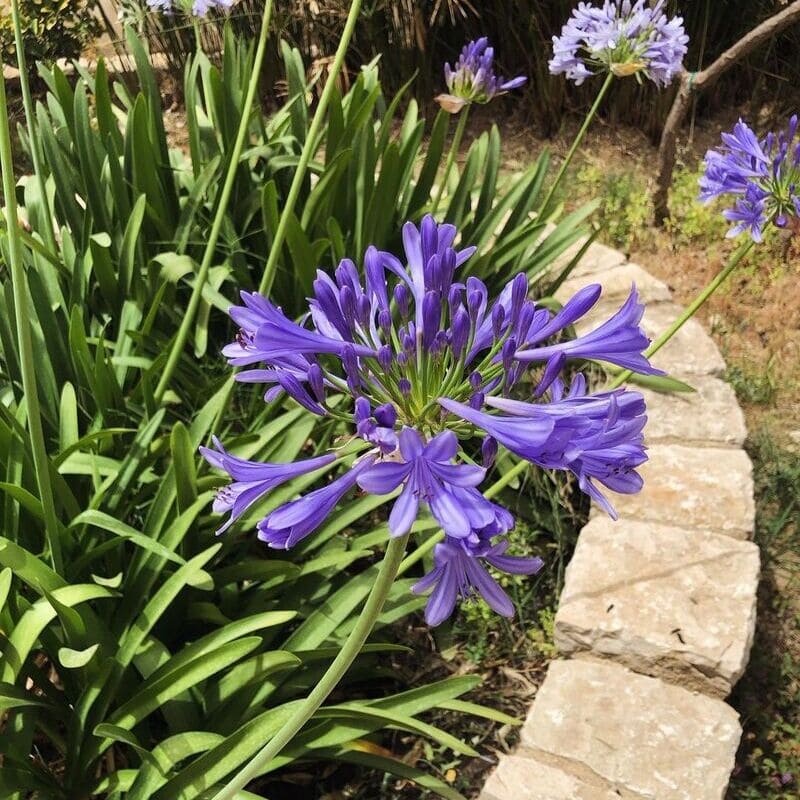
[700,116,800,242]
[145,0,233,17]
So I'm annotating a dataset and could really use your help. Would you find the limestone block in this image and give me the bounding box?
[554,517,760,696]
[521,660,742,800]
[555,261,671,306]
[566,241,628,278]
[479,754,621,800]
[642,376,746,447]
[602,444,755,539]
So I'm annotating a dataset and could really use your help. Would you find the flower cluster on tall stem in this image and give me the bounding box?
[205,216,656,625]
[435,37,526,114]
[700,116,800,242]
[550,0,688,86]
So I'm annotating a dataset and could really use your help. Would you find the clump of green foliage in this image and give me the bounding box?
[726,361,778,407]
[575,163,651,254]
[665,162,730,246]
[0,0,99,68]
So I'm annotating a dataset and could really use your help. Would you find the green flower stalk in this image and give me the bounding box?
[208,0,365,435]
[538,71,614,217]
[608,231,755,390]
[210,532,409,800]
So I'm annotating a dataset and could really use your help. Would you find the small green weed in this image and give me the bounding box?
[576,163,652,253]
[528,607,558,658]
[726,361,778,406]
[665,163,730,247]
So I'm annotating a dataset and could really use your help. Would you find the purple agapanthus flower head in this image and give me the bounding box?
[145,0,173,12]
[699,116,800,242]
[412,535,544,626]
[204,215,655,625]
[550,1,688,87]
[146,0,232,16]
[436,37,526,113]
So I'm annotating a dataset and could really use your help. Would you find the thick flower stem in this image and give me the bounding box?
[538,71,614,217]
[0,64,62,571]
[607,238,755,389]
[259,0,364,296]
[153,0,275,404]
[9,0,56,253]
[192,16,204,57]
[431,106,470,218]
[210,532,409,800]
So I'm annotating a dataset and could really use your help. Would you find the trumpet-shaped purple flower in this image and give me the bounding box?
[700,116,800,242]
[357,429,486,538]
[412,536,544,626]
[200,437,336,534]
[192,0,233,15]
[146,0,173,12]
[515,285,662,375]
[207,215,655,624]
[550,1,688,87]
[440,374,648,519]
[437,38,526,113]
[257,456,375,549]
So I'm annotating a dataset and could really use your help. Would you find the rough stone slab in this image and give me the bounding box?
[521,660,742,800]
[480,754,621,800]
[599,444,755,539]
[642,376,747,447]
[575,301,726,377]
[555,261,671,306]
[560,240,628,278]
[554,517,760,696]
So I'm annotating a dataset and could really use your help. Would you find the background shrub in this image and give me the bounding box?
[0,0,100,67]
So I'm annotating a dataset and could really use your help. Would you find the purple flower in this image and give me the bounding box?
[357,429,486,538]
[200,437,336,534]
[440,374,648,519]
[515,285,662,375]
[192,0,233,16]
[257,456,375,549]
[437,38,526,113]
[700,116,800,242]
[209,215,654,625]
[146,0,232,15]
[412,536,544,626]
[550,1,688,87]
[354,398,398,454]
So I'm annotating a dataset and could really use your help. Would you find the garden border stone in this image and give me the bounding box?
[478,241,758,800]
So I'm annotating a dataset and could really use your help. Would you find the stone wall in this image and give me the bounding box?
[480,242,758,800]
